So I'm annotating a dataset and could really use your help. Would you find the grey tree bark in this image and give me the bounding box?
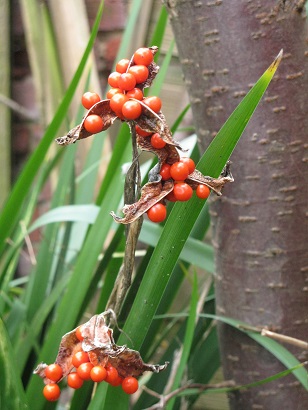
[163,1,308,409]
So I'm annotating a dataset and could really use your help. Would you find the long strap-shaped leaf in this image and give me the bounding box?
[0,319,29,409]
[97,51,283,409]
[166,274,199,410]
[200,313,308,390]
[119,51,283,348]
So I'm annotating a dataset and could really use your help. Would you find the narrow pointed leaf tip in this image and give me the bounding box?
[268,49,283,74]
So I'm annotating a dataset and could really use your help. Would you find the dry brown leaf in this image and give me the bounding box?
[111,162,234,224]
[56,100,117,146]
[111,180,174,224]
[187,161,234,195]
[137,134,180,166]
[135,111,182,149]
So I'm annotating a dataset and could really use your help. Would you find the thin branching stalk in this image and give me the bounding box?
[143,381,236,409]
[239,324,308,350]
[260,329,308,350]
[107,123,143,315]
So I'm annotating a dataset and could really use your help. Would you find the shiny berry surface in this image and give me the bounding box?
[122,376,139,394]
[81,92,100,110]
[45,364,63,382]
[133,47,153,66]
[43,384,61,401]
[147,203,167,223]
[83,115,104,134]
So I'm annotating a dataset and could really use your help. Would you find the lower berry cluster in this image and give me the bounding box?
[39,325,139,402]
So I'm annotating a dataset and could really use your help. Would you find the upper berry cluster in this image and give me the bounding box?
[56,46,234,224]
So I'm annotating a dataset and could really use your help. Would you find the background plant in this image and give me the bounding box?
[0,1,307,410]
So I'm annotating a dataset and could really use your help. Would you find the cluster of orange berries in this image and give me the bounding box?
[146,158,211,223]
[80,47,162,135]
[79,47,210,225]
[41,326,139,402]
[107,47,161,120]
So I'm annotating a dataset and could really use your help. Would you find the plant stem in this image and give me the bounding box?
[107,123,143,316]
[260,329,308,350]
[142,381,236,409]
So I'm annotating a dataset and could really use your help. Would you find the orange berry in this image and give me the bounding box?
[118,73,136,91]
[43,383,61,401]
[106,87,122,99]
[67,372,84,389]
[116,58,130,73]
[81,92,100,109]
[151,133,166,149]
[173,182,193,201]
[143,96,162,113]
[122,376,139,394]
[108,72,121,88]
[122,100,142,120]
[180,157,195,174]
[90,366,107,382]
[72,351,89,368]
[196,184,210,199]
[170,162,190,181]
[133,48,154,66]
[126,87,143,100]
[75,325,84,342]
[84,115,104,134]
[160,163,171,180]
[105,366,119,384]
[147,203,167,223]
[128,65,149,84]
[77,362,94,380]
[45,364,63,382]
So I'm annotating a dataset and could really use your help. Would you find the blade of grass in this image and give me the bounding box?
[148,39,174,97]
[140,203,211,363]
[177,362,307,398]
[23,145,77,322]
[150,5,168,61]
[89,8,174,409]
[200,314,308,390]
[0,318,29,410]
[140,221,214,273]
[166,274,198,410]
[135,278,216,409]
[158,312,308,391]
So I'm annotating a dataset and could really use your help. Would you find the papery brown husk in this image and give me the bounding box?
[34,311,168,383]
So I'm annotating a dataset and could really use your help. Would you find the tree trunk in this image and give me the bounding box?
[163,1,308,409]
